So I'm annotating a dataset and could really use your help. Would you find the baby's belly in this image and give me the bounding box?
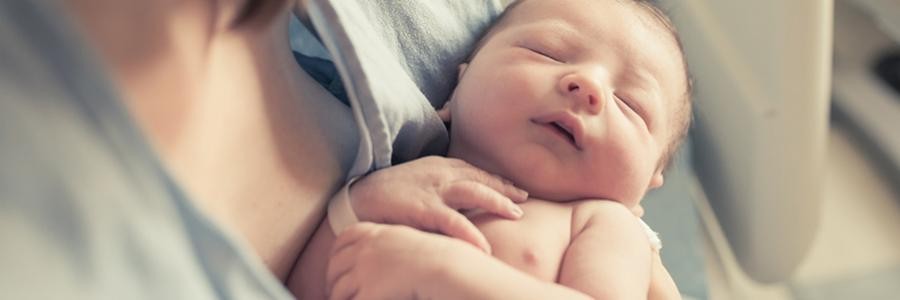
[469,200,577,282]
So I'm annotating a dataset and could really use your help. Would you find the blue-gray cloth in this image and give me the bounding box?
[0,1,292,299]
[293,51,349,105]
[304,0,503,176]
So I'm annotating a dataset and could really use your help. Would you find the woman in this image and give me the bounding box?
[0,0,522,298]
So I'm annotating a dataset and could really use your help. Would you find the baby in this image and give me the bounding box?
[289,0,691,298]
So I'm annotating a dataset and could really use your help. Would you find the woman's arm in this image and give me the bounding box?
[325,200,681,300]
[327,222,592,300]
[430,245,593,300]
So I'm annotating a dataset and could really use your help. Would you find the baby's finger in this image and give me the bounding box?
[442,180,524,220]
[420,206,492,254]
[451,161,529,202]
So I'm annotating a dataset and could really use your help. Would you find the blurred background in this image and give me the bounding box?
[746,0,900,298]
[674,0,900,298]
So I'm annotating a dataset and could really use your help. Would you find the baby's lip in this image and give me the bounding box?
[532,112,585,151]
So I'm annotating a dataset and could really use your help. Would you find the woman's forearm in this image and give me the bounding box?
[426,247,593,300]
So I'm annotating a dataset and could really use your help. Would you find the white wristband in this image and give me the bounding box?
[640,219,663,252]
[328,176,362,235]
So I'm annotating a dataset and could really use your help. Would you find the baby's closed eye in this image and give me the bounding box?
[516,35,572,63]
[523,46,563,62]
[614,93,650,128]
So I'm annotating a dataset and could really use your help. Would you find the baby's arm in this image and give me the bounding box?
[649,249,682,300]
[558,200,653,299]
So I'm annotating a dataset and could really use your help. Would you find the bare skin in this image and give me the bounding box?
[65,0,344,280]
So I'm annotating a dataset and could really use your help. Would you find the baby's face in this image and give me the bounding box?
[446,0,686,208]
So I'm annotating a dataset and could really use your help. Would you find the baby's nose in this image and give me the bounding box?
[560,74,604,115]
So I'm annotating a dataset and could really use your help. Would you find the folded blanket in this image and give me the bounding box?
[302,0,503,177]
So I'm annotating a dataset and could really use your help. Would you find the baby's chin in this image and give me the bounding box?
[516,178,613,203]
[448,144,639,205]
[506,166,640,207]
[500,167,603,202]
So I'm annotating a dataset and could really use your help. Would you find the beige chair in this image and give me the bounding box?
[660,1,834,298]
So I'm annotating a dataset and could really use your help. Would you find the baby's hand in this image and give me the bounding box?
[349,156,528,253]
[326,222,481,300]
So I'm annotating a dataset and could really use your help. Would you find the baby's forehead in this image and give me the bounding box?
[501,1,683,70]
[500,2,689,113]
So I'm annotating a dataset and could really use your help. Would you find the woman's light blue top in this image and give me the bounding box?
[0,1,292,298]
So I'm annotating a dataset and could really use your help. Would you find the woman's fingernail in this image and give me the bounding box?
[510,205,524,218]
[518,189,529,200]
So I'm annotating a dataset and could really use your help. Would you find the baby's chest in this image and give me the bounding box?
[469,201,576,282]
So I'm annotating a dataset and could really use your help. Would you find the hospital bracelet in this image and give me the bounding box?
[640,219,663,252]
[327,176,362,235]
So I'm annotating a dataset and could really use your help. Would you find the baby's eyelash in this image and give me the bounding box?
[616,94,649,124]
[527,47,563,63]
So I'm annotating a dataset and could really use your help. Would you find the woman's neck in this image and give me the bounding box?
[64,0,345,279]
[64,0,289,153]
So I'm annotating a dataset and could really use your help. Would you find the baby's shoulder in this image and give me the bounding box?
[570,199,637,234]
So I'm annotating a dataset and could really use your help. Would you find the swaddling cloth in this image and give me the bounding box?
[327,179,663,251]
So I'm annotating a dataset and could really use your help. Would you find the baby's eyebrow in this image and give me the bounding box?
[522,21,585,47]
[626,68,659,89]
[622,69,661,102]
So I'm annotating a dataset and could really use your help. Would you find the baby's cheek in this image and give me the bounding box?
[585,146,648,202]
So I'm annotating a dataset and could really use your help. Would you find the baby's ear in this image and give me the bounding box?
[457,63,469,81]
[437,101,452,122]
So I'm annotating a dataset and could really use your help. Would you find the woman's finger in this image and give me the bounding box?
[449,160,529,202]
[418,205,492,254]
[328,272,359,300]
[441,180,524,220]
[329,222,374,259]
[326,246,356,295]
[327,223,376,291]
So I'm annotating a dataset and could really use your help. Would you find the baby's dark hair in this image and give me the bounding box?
[631,0,694,172]
[469,0,693,173]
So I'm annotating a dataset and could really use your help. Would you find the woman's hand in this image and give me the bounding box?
[326,222,478,300]
[327,223,593,300]
[348,156,528,253]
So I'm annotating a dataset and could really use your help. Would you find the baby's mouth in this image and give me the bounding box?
[536,120,582,150]
[532,112,586,151]
[551,122,577,146]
